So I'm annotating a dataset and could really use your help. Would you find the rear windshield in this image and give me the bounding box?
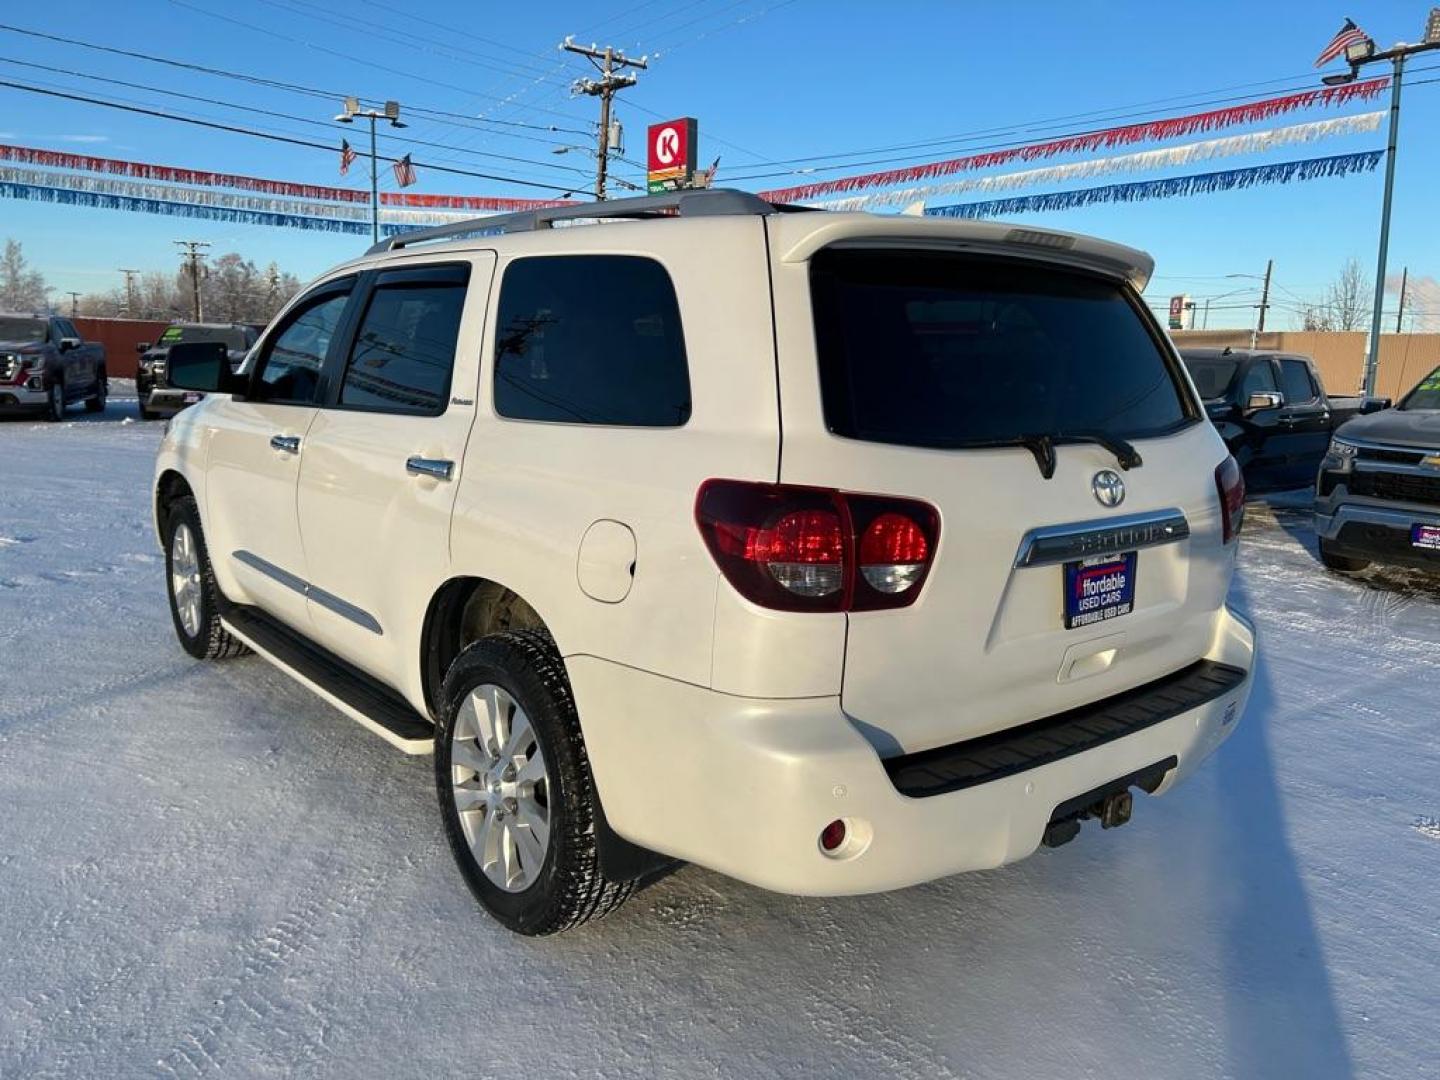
[159,325,250,350]
[809,250,1196,449]
[0,316,46,343]
[1181,356,1239,400]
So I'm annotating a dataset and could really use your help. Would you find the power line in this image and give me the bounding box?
[0,22,588,135]
[0,78,577,194]
[0,58,597,181]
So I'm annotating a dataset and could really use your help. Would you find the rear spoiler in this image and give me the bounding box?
[777,216,1154,292]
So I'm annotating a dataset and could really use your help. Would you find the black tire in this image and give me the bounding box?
[45,379,65,422]
[1319,538,1370,573]
[435,630,633,935]
[138,401,157,421]
[85,370,107,413]
[163,495,250,660]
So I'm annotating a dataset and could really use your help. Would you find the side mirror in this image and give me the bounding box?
[135,342,151,354]
[1245,390,1283,414]
[1359,397,1390,414]
[166,341,246,395]
[59,336,81,352]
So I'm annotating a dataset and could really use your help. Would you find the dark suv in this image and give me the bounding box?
[136,323,257,420]
[1314,364,1440,573]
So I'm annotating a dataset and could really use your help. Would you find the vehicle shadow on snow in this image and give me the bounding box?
[605,582,1355,1077]
[1200,577,1354,1078]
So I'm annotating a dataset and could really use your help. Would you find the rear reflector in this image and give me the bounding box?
[819,819,847,852]
[695,479,940,612]
[1214,456,1245,544]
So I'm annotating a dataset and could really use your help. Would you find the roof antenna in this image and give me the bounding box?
[1221,345,1233,355]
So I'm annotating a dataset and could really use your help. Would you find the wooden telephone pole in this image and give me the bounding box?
[560,37,647,200]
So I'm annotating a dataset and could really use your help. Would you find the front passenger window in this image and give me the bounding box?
[252,290,351,405]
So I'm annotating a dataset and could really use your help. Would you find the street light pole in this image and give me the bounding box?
[1319,17,1440,394]
[335,98,406,246]
[1365,52,1405,394]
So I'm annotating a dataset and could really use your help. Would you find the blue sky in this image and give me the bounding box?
[3,0,1439,329]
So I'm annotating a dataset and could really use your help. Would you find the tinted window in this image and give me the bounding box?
[1239,359,1279,398]
[494,256,690,426]
[161,325,251,350]
[0,316,46,342]
[810,250,1193,448]
[1401,365,1440,411]
[1278,358,1318,403]
[340,273,468,415]
[1183,357,1239,399]
[253,289,350,405]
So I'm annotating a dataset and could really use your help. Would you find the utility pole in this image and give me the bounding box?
[560,36,647,200]
[1256,258,1273,334]
[1318,15,1440,393]
[117,268,141,317]
[66,291,81,318]
[174,241,210,322]
[1395,265,1408,333]
[335,98,406,245]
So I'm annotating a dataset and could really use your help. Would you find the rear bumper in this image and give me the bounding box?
[571,605,1256,896]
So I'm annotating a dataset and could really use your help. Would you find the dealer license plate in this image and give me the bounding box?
[1412,524,1440,551]
[1064,552,1137,630]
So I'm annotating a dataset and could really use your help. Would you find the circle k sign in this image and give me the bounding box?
[646,117,696,181]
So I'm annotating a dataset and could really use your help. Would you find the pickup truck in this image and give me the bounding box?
[1179,347,1388,492]
[135,322,258,420]
[0,313,108,420]
[1314,363,1440,573]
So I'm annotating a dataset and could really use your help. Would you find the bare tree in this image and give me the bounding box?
[1326,257,1370,331]
[72,252,302,323]
[0,239,49,311]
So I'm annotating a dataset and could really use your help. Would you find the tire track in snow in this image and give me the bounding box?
[155,852,418,1078]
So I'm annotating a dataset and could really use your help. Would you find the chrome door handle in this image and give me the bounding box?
[406,456,454,481]
[270,434,301,454]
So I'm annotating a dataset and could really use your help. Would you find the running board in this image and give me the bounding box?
[220,603,434,755]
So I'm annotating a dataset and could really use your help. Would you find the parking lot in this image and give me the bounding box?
[2,391,1437,1079]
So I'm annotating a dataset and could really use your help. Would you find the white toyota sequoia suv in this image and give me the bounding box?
[154,190,1256,935]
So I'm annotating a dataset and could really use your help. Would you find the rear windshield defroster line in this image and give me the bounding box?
[808,249,1198,454]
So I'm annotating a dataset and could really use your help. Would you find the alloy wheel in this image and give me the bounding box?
[170,523,203,638]
[450,683,551,892]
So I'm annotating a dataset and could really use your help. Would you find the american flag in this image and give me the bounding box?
[339,138,357,176]
[1314,18,1368,67]
[393,153,417,188]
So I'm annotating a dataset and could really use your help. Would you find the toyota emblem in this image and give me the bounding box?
[1092,469,1126,507]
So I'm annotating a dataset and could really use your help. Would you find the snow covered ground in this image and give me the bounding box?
[2,391,1438,1079]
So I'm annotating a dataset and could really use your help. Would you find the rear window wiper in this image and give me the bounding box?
[937,431,1140,480]
[1054,431,1144,471]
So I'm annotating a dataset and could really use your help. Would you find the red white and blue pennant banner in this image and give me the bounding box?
[816,112,1385,210]
[759,78,1390,203]
[923,151,1383,220]
[0,143,565,211]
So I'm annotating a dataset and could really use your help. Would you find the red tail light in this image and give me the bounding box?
[696,480,940,612]
[1215,455,1245,544]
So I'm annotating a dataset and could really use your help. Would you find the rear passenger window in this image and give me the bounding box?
[1278,359,1318,403]
[493,255,690,426]
[339,265,470,415]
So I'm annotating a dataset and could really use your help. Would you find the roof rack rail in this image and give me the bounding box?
[366,187,786,255]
